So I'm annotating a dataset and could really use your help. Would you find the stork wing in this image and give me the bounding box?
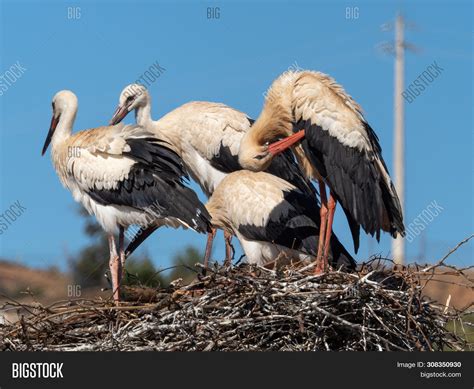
[214,172,318,251]
[64,124,210,233]
[292,71,405,243]
[212,171,355,269]
[177,102,252,173]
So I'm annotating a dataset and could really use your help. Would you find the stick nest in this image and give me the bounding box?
[0,262,468,351]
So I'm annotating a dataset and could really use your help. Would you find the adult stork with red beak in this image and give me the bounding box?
[238,70,405,273]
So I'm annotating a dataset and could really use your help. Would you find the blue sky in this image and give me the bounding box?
[0,0,472,272]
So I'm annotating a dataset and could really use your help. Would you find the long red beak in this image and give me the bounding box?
[268,130,306,155]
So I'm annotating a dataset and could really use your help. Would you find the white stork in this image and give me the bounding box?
[41,90,211,303]
[109,84,318,264]
[205,170,356,270]
[238,71,405,273]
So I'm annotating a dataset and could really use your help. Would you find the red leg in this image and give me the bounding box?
[108,233,122,304]
[203,227,217,269]
[315,181,328,275]
[119,226,126,274]
[322,192,337,272]
[224,231,234,266]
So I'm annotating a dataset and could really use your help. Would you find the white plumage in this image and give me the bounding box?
[42,90,210,302]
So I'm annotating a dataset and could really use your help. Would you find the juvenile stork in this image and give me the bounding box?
[109,84,317,264]
[238,71,405,273]
[41,90,211,303]
[205,170,356,270]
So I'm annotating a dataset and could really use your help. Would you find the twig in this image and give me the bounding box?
[422,234,474,272]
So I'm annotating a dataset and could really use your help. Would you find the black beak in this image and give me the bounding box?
[42,114,60,156]
[109,104,130,125]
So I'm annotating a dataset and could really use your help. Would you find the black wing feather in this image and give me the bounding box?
[296,118,404,246]
[209,143,242,173]
[86,137,211,234]
[266,149,318,200]
[238,189,355,271]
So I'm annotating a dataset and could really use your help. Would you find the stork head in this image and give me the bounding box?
[238,131,274,172]
[42,90,78,156]
[109,83,150,125]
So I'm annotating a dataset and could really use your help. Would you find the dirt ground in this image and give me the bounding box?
[0,260,108,323]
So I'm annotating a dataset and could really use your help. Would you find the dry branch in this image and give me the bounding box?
[0,261,468,351]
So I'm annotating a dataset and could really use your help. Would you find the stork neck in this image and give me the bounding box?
[248,71,295,143]
[135,102,153,127]
[52,107,76,148]
[248,107,293,147]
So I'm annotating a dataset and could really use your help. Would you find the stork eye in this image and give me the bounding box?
[126,95,135,103]
[254,154,267,160]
